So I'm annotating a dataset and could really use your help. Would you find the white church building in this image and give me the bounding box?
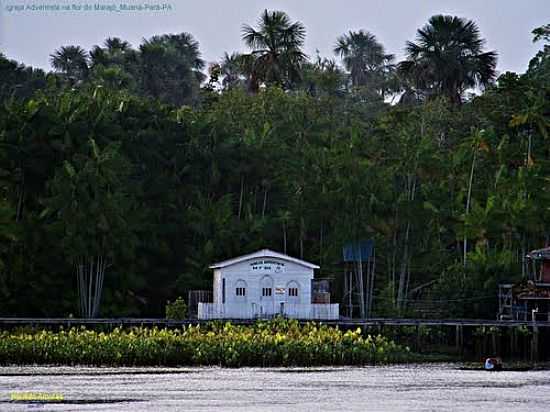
[197,249,339,320]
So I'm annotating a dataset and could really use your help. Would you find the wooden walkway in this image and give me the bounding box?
[0,317,549,328]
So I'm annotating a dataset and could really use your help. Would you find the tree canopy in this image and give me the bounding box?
[398,15,498,104]
[0,13,548,319]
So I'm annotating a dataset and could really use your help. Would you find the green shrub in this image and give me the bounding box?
[165,296,187,320]
[0,319,411,367]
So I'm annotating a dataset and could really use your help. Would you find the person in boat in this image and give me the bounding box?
[484,357,503,371]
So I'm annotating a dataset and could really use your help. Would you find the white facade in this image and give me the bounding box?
[198,249,339,320]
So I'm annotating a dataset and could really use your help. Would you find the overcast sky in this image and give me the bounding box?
[1,0,548,74]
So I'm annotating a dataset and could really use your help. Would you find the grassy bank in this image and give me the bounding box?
[0,319,413,367]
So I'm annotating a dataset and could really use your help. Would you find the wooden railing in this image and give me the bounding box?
[197,303,339,320]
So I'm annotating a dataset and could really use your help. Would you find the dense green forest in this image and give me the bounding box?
[0,12,548,318]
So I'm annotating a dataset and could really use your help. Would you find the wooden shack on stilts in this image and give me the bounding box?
[498,247,550,321]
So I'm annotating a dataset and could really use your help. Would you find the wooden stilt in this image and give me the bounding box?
[510,327,515,358]
[531,326,539,363]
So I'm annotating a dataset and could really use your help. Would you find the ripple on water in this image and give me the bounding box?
[0,364,549,411]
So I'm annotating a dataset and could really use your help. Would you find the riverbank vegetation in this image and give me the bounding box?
[0,320,410,367]
[0,12,548,319]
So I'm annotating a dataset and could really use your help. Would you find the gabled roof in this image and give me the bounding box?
[527,247,550,260]
[209,249,320,270]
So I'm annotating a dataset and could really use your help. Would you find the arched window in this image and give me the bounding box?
[260,275,274,299]
[286,281,300,303]
[235,279,247,299]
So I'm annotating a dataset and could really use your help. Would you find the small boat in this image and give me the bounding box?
[459,361,534,372]
[484,357,502,371]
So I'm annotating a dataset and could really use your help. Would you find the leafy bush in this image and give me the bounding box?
[432,247,519,318]
[0,319,411,367]
[165,296,187,320]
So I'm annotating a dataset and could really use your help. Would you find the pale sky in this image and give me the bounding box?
[0,0,548,74]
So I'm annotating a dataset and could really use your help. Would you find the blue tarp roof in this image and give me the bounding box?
[342,240,374,262]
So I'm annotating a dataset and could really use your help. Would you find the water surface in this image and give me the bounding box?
[1,364,549,411]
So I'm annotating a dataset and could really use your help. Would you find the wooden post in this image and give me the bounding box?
[415,324,421,353]
[510,327,515,358]
[350,269,353,318]
[357,257,365,318]
[455,325,462,355]
[531,309,539,363]
[531,326,539,363]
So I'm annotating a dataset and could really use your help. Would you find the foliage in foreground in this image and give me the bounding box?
[0,319,409,367]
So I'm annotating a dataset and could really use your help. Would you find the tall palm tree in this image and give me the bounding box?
[139,32,205,105]
[163,33,205,75]
[299,55,346,97]
[399,15,497,104]
[141,33,205,81]
[334,30,395,95]
[104,37,131,52]
[241,9,307,90]
[50,45,89,82]
[219,52,247,90]
[88,38,138,91]
[90,37,134,66]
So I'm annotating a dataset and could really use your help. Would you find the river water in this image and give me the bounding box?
[1,364,549,411]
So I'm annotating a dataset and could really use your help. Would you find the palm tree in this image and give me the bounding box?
[89,37,139,90]
[139,32,205,105]
[299,55,346,96]
[163,33,205,76]
[104,37,131,52]
[241,9,307,90]
[334,30,395,95]
[399,15,497,104]
[90,37,134,67]
[43,139,136,318]
[50,45,89,82]
[532,24,550,43]
[219,52,247,90]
